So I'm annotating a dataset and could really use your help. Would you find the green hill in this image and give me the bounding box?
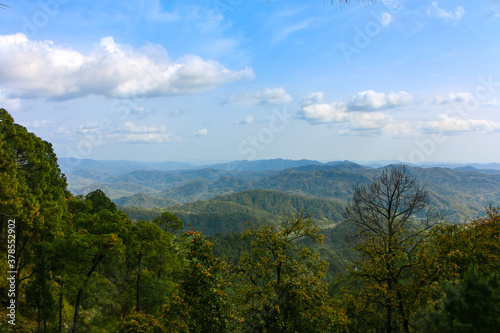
[119,189,347,235]
[113,193,179,209]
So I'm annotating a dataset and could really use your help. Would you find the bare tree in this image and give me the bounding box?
[344,165,442,333]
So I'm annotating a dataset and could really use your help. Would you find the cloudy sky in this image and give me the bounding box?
[1,0,500,164]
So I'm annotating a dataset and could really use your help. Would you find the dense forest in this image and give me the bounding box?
[2,107,500,332]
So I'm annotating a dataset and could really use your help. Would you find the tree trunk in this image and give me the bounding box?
[386,303,392,333]
[71,288,84,333]
[59,281,63,333]
[71,252,105,333]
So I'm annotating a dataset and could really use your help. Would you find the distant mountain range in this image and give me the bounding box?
[60,158,500,225]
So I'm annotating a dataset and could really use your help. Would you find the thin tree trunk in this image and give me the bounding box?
[72,288,84,333]
[59,281,63,333]
[71,252,105,333]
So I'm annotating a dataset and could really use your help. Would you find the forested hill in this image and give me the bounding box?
[121,189,345,235]
[113,164,500,224]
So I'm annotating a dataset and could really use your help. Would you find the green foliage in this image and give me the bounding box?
[235,213,338,332]
[153,212,184,234]
[86,189,118,214]
[116,310,167,333]
[162,231,237,332]
[426,269,500,332]
[113,193,178,209]
[118,205,165,222]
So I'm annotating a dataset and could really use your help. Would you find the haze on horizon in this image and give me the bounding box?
[1,0,500,164]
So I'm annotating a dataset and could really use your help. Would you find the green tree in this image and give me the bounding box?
[235,212,337,332]
[343,165,441,333]
[153,211,184,234]
[126,220,179,314]
[60,191,131,333]
[427,268,500,332]
[86,188,117,214]
[162,230,236,333]
[0,108,69,331]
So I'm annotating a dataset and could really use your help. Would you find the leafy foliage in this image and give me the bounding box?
[235,213,339,332]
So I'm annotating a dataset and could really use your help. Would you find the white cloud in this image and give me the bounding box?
[299,102,396,136]
[422,115,500,134]
[348,90,413,110]
[301,92,325,107]
[381,13,394,27]
[0,88,21,111]
[194,128,208,136]
[235,116,255,125]
[298,103,348,124]
[76,121,179,143]
[428,2,465,21]
[225,87,293,106]
[0,33,255,100]
[299,92,500,137]
[27,119,56,129]
[349,112,392,130]
[432,92,475,105]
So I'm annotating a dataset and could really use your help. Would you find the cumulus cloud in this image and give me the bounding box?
[432,92,475,105]
[0,33,255,100]
[428,2,465,21]
[194,128,208,136]
[299,101,397,136]
[298,91,500,137]
[224,87,293,106]
[349,112,392,130]
[235,116,255,125]
[299,90,413,126]
[422,115,500,134]
[300,92,325,107]
[298,103,348,124]
[348,90,413,110]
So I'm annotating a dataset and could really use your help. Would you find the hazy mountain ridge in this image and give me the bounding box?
[113,193,179,209]
[120,189,346,235]
[66,159,500,224]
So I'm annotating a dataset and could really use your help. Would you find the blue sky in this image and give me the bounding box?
[1,0,500,164]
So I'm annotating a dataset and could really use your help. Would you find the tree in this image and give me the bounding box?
[126,220,178,313]
[343,165,441,333]
[235,212,337,332]
[430,206,500,278]
[0,108,69,331]
[162,230,236,333]
[426,268,500,332]
[153,211,184,234]
[61,191,131,333]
